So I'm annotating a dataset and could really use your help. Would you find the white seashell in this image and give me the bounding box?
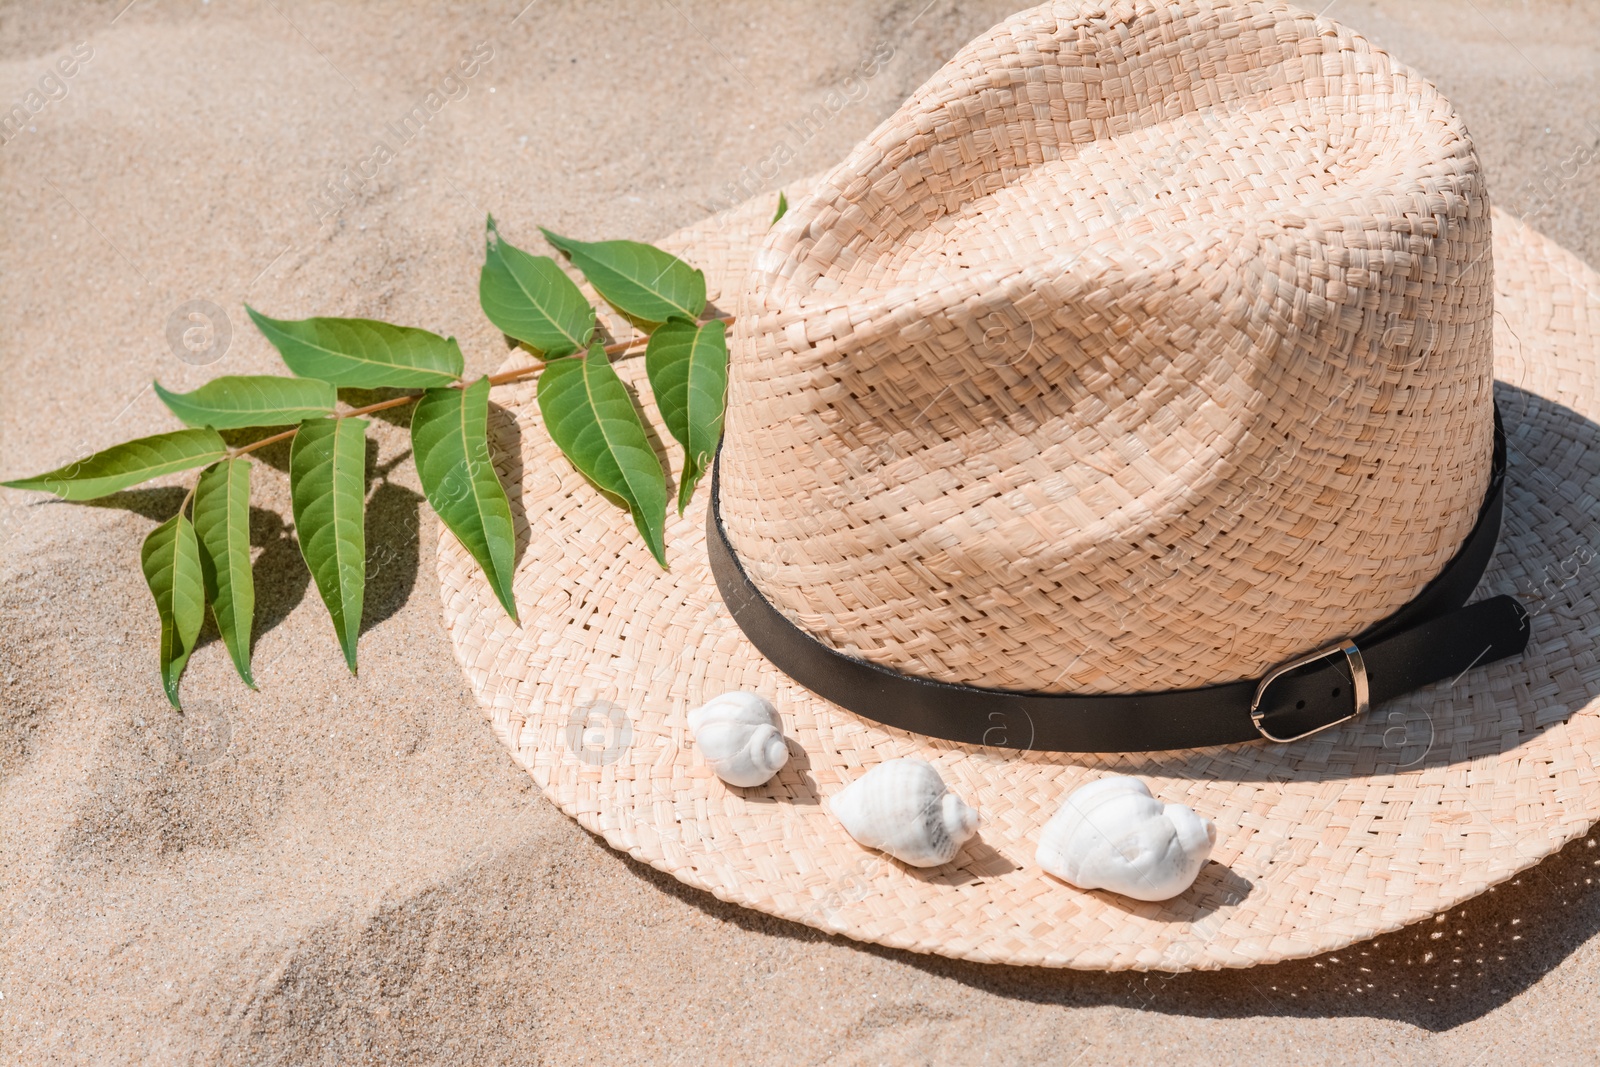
[687,691,790,787]
[829,758,980,868]
[1035,776,1216,902]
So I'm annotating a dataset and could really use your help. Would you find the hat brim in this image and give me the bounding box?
[438,178,1600,971]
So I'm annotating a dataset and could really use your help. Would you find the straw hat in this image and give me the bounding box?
[439,0,1600,969]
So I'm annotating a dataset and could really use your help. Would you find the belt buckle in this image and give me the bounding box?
[1249,639,1371,743]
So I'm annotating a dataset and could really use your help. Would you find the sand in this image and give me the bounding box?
[1,0,1598,1063]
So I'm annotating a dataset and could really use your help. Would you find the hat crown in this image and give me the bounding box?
[719,0,1494,694]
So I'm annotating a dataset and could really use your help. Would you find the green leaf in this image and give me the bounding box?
[479,215,594,357]
[537,345,668,566]
[193,459,256,688]
[155,375,337,429]
[645,317,728,514]
[412,377,519,620]
[289,417,368,672]
[246,307,464,388]
[2,429,225,501]
[140,512,205,708]
[771,190,788,226]
[539,228,706,331]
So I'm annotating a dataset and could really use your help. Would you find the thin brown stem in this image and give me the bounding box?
[226,313,735,461]
[226,392,418,459]
[485,313,733,387]
[345,394,422,418]
[229,425,299,458]
[485,362,547,386]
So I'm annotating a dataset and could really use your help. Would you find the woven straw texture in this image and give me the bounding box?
[439,0,1600,971]
[722,0,1493,694]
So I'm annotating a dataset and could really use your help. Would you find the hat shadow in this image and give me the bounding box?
[608,817,1599,1034]
[879,827,1600,1034]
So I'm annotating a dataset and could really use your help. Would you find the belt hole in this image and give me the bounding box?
[1295,699,1306,710]
[1332,686,1341,697]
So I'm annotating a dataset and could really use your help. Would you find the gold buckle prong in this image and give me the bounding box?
[1250,639,1371,743]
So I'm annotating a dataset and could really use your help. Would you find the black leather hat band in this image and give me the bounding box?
[706,407,1530,752]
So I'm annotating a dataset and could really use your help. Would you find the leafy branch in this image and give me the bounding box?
[3,217,731,707]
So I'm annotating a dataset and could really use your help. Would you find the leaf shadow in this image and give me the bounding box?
[486,401,529,571]
[619,378,678,501]
[506,377,676,551]
[182,504,314,660]
[249,505,309,646]
[361,442,423,637]
[79,489,311,654]
[80,486,188,522]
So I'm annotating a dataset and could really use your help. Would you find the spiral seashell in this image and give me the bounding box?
[829,758,980,868]
[1035,776,1216,902]
[687,691,789,788]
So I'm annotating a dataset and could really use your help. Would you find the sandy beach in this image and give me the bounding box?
[3,0,1599,1063]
